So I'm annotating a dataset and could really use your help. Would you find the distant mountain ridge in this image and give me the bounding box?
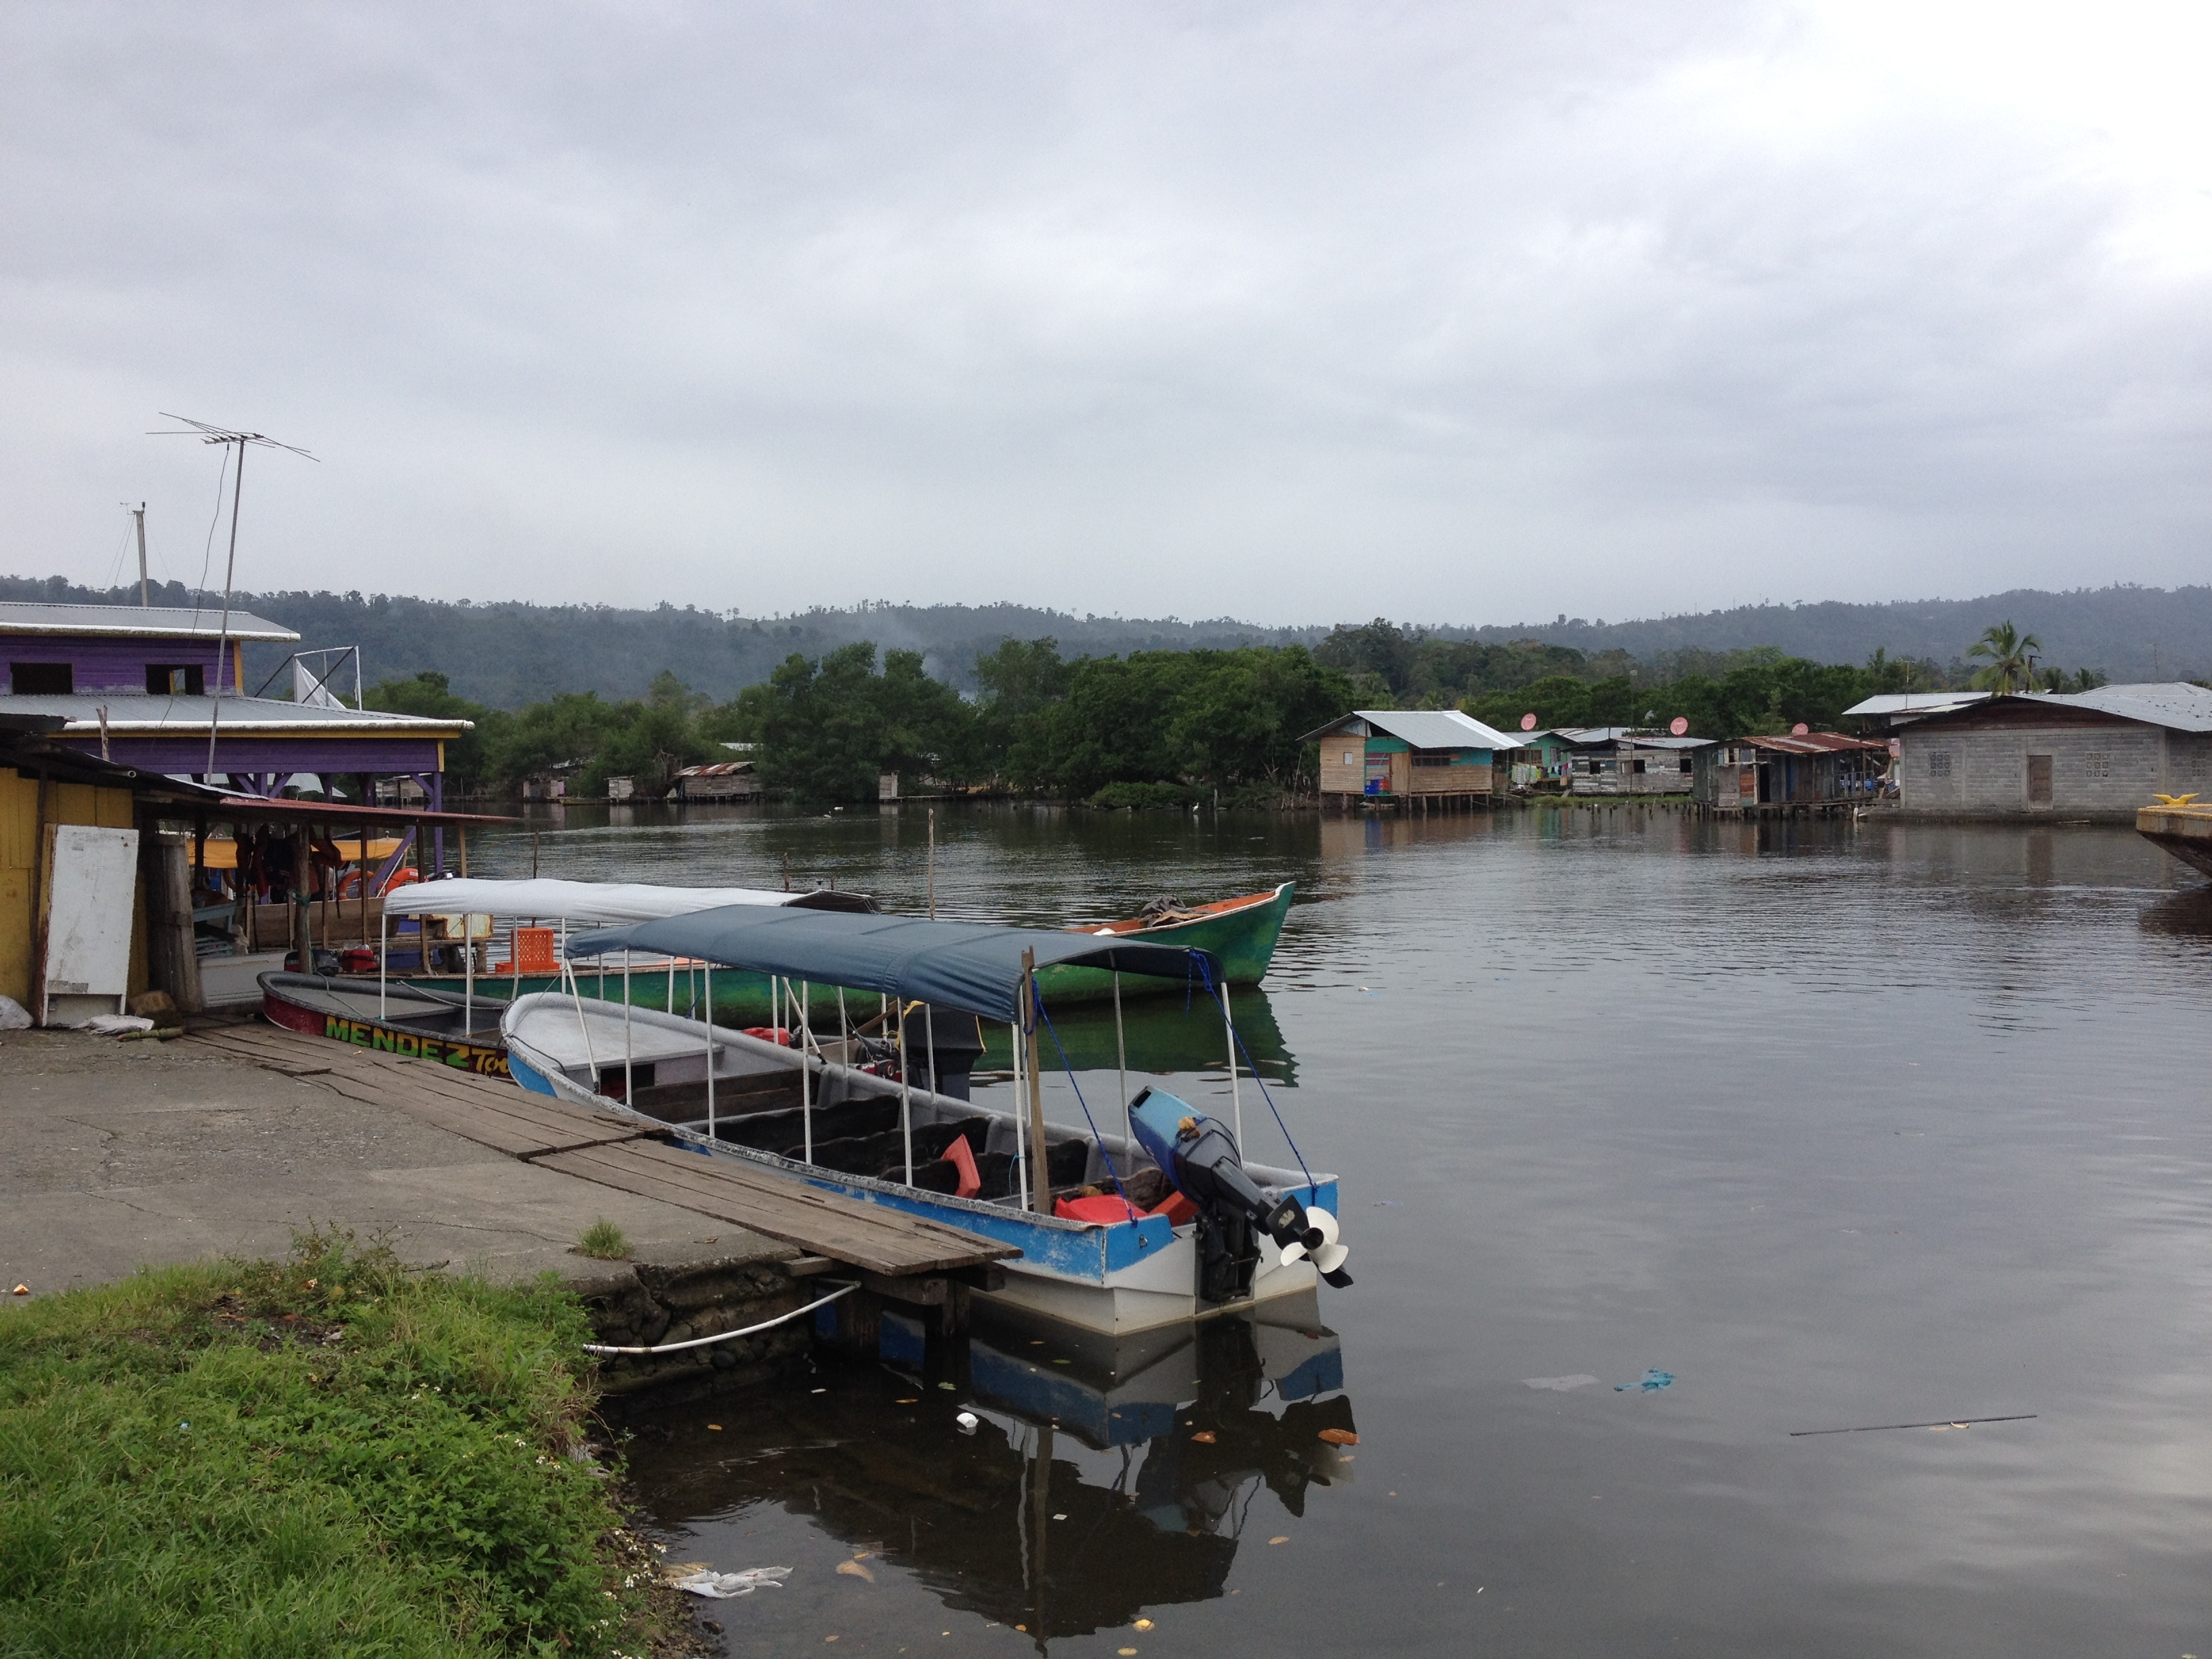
[1,573,2204,706]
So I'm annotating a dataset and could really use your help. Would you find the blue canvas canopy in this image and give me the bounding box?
[566,905,1220,1024]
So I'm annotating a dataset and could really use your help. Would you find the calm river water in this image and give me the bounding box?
[475,804,2212,1658]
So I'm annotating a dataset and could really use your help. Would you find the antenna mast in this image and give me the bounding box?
[148,415,318,779]
[130,504,148,606]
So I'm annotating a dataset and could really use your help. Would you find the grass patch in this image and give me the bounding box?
[0,1227,665,1658]
[575,1221,632,1262]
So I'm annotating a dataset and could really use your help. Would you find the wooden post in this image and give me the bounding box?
[142,829,203,1013]
[1021,946,1048,1213]
[291,825,313,972]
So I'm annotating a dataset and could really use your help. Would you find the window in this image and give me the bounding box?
[1341,750,1357,766]
[1928,752,1953,778]
[1632,758,1647,774]
[146,664,205,696]
[2083,752,2110,779]
[8,662,71,695]
[1679,754,1694,773]
[1412,752,1455,768]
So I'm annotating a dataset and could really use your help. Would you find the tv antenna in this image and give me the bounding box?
[148,415,318,776]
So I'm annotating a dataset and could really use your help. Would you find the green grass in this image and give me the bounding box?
[574,1221,631,1262]
[0,1228,660,1658]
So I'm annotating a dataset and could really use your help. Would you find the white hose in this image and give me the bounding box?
[581,1282,857,1355]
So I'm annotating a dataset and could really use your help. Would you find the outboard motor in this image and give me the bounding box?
[1130,1088,1352,1302]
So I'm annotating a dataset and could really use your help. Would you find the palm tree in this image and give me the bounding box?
[1968,621,2042,693]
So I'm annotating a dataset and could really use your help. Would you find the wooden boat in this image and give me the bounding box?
[499,907,1347,1337]
[391,880,1296,1025]
[2138,796,2212,880]
[1034,882,1294,1004]
[258,970,510,1076]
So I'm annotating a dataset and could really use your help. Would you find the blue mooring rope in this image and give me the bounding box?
[1026,974,1134,1208]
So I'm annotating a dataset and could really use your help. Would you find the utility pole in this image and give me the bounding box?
[130,504,148,606]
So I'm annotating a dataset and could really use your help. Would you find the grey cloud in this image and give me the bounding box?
[2,1,2203,624]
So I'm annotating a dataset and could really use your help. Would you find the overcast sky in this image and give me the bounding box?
[2,1,2205,627]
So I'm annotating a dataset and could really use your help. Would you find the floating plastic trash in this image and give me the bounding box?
[836,1559,875,1582]
[668,1565,792,1599]
[1524,1375,1600,1391]
[1616,1370,1674,1393]
[955,1411,979,1435]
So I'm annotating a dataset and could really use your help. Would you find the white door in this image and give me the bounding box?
[41,825,140,1027]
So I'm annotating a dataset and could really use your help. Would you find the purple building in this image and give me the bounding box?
[0,600,470,825]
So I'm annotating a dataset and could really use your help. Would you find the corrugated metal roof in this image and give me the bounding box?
[1738,732,1887,755]
[1839,691,1991,717]
[0,693,470,733]
[0,601,298,641]
[676,760,758,777]
[2041,682,2212,733]
[1300,708,1518,749]
[1553,727,1713,749]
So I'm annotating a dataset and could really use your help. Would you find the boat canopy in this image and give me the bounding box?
[567,906,1220,1024]
[381,877,873,925]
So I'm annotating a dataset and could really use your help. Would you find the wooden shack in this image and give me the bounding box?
[1303,709,1519,806]
[1555,729,1711,796]
[1694,732,1887,816]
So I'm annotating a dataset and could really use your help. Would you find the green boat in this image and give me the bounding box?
[381,880,1295,1031]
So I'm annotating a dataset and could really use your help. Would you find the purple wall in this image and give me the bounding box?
[3,634,228,695]
[56,735,443,775]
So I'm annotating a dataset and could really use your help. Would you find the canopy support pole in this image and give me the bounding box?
[378,908,388,1019]
[1221,981,1242,1151]
[1022,948,1048,1214]
[622,950,633,1104]
[1113,970,1129,1142]
[464,912,474,1030]
[897,1001,914,1185]
[800,980,813,1166]
[704,964,716,1141]
[924,1002,936,1096]
[1010,1015,1027,1210]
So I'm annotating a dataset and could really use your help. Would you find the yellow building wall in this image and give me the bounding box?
[0,767,148,1010]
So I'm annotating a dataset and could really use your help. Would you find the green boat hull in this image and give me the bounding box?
[398,882,1295,1028]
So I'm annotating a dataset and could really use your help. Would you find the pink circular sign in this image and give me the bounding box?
[1792,722,1810,735]
[1519,712,1538,731]
[1668,716,1689,736]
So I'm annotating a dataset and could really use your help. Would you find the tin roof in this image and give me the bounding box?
[1300,708,1520,750]
[0,693,470,735]
[1839,691,1992,718]
[1553,727,1713,750]
[0,600,298,642]
[2043,682,2212,733]
[1737,732,1888,755]
[676,760,758,777]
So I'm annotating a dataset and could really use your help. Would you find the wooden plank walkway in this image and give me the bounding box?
[182,1022,1016,1278]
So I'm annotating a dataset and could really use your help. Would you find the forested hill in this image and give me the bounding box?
[2,573,2205,705]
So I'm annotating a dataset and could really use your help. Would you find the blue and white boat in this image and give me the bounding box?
[498,905,1348,1336]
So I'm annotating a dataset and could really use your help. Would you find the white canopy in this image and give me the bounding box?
[382,878,819,926]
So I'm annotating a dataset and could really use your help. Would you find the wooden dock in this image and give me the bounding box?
[184,1022,1017,1280]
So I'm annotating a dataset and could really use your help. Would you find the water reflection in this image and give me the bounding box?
[621,1302,1355,1644]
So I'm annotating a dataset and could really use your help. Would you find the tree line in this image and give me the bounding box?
[366,619,2112,806]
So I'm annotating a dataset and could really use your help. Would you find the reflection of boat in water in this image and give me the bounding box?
[625,1300,1354,1641]
[976,986,1296,1085]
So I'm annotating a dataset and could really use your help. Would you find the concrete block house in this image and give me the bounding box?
[1893,684,2212,821]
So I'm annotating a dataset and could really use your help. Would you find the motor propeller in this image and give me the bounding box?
[1277,1205,1351,1285]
